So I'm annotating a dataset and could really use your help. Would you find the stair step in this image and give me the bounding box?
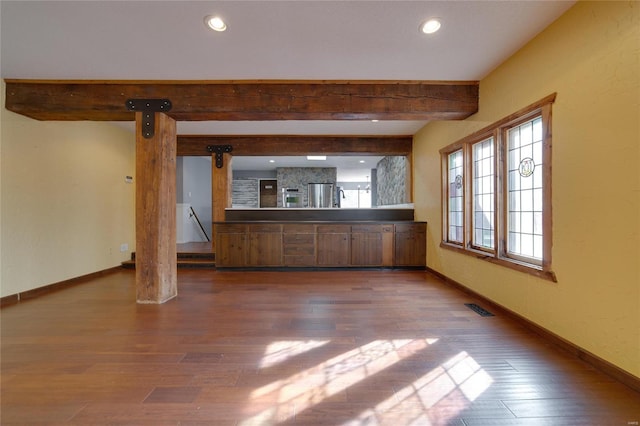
[130,252,215,261]
[122,256,216,270]
[176,260,216,269]
[178,252,215,260]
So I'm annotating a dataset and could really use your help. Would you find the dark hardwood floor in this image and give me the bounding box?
[1,269,639,425]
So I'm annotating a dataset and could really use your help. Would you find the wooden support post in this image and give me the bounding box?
[135,112,177,304]
[211,153,233,252]
[405,153,413,203]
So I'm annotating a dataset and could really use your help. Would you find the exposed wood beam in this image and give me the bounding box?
[177,135,413,156]
[4,80,478,122]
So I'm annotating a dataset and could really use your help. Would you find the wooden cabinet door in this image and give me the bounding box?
[247,224,282,266]
[351,233,382,265]
[216,232,246,266]
[350,224,383,266]
[317,225,350,266]
[394,223,426,266]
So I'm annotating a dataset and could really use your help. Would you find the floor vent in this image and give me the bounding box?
[464,303,495,317]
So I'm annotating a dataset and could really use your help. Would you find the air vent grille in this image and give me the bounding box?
[464,303,494,317]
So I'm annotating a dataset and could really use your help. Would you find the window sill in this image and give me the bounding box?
[440,241,557,283]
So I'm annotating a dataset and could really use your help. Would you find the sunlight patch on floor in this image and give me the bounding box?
[348,351,494,425]
[240,338,439,425]
[258,340,330,369]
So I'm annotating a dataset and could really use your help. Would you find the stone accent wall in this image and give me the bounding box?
[232,178,259,208]
[276,167,337,207]
[376,156,407,206]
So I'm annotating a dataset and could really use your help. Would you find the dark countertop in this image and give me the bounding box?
[224,207,416,222]
[214,220,426,224]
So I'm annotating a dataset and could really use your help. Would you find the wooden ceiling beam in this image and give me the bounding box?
[177,135,413,156]
[4,80,478,122]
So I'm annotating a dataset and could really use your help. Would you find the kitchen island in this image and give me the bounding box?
[214,219,426,269]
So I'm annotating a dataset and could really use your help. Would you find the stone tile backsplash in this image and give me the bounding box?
[276,167,337,207]
[376,156,408,206]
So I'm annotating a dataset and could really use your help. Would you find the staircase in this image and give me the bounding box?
[121,251,215,269]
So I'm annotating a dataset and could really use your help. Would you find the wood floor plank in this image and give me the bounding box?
[143,386,202,403]
[503,397,640,418]
[1,269,639,425]
[0,403,87,424]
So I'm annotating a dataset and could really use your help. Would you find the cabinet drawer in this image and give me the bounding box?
[352,233,382,242]
[317,224,351,234]
[395,223,426,233]
[283,233,315,245]
[351,224,382,233]
[216,224,247,233]
[283,245,315,256]
[283,224,315,234]
[249,224,282,233]
[284,255,316,266]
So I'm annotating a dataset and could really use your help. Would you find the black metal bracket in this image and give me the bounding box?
[125,99,172,139]
[207,145,233,168]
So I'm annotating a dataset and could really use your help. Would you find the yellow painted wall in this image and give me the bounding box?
[0,81,136,297]
[414,1,639,377]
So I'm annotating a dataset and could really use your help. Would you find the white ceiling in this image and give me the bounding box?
[2,0,575,179]
[1,0,575,137]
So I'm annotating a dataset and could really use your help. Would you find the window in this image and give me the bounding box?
[447,150,464,244]
[340,189,371,208]
[472,137,495,251]
[440,94,556,281]
[506,117,543,263]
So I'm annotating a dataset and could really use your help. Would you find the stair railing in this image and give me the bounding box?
[188,206,210,242]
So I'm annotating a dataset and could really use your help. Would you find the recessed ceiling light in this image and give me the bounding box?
[307,155,326,161]
[359,160,365,163]
[420,18,441,34]
[269,160,275,163]
[371,119,379,123]
[205,15,227,32]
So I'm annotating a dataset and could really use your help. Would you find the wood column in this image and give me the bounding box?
[406,153,413,203]
[211,153,233,252]
[135,112,177,304]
